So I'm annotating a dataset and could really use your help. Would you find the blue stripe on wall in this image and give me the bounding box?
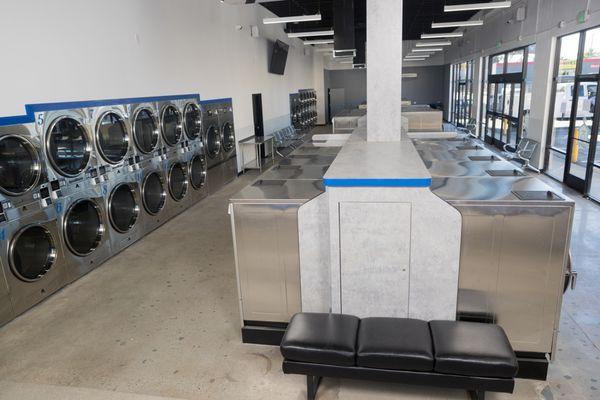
[0,93,201,127]
[323,178,432,188]
[200,97,232,105]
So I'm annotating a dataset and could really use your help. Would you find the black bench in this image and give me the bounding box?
[280,313,518,400]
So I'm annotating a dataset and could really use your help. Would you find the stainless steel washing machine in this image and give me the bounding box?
[182,141,208,203]
[217,100,238,187]
[201,102,224,194]
[56,186,112,283]
[0,201,67,317]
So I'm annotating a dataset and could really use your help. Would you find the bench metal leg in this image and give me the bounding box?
[306,375,322,400]
[468,390,485,400]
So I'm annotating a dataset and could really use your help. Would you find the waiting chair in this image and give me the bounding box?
[503,137,540,173]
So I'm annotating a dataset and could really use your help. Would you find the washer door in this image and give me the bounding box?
[168,163,188,201]
[222,122,235,153]
[47,117,91,177]
[96,112,129,163]
[9,225,57,282]
[142,172,166,215]
[109,183,139,233]
[206,126,221,159]
[189,155,206,190]
[0,135,41,196]
[161,105,182,146]
[64,199,104,256]
[183,103,201,140]
[133,109,158,154]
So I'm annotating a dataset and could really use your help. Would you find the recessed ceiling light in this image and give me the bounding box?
[432,20,484,28]
[444,1,511,12]
[406,54,431,58]
[415,41,452,47]
[402,73,418,78]
[421,32,464,39]
[412,48,443,52]
[404,58,426,61]
[263,13,322,25]
[303,39,334,45]
[288,30,334,38]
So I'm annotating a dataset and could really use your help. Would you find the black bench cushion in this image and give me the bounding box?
[430,320,518,378]
[357,318,434,372]
[280,313,359,366]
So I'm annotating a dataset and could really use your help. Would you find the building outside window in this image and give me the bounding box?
[450,60,474,128]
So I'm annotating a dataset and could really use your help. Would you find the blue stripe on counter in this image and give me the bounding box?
[323,178,432,188]
[200,98,232,105]
[0,94,201,127]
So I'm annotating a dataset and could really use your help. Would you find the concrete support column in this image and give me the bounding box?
[367,0,403,142]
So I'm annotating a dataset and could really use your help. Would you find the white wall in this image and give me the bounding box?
[0,0,320,169]
[442,0,600,168]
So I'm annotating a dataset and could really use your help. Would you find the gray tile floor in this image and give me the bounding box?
[0,134,599,400]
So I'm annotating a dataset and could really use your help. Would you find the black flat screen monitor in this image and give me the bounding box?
[269,40,289,75]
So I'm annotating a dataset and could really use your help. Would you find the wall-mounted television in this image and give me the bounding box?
[269,40,289,75]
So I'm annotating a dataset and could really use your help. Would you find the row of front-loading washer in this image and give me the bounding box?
[0,96,237,327]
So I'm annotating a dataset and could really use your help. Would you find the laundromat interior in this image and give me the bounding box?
[1,1,600,399]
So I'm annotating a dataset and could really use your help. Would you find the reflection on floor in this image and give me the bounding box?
[0,129,599,400]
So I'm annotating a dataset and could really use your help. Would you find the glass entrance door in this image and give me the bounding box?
[564,79,598,191]
[547,27,600,198]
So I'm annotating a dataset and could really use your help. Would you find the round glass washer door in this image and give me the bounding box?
[133,109,159,154]
[161,105,182,146]
[109,183,139,233]
[189,155,206,190]
[96,111,129,164]
[222,122,235,152]
[168,163,188,201]
[46,117,91,177]
[9,225,57,282]
[0,135,41,196]
[183,103,201,140]
[64,199,104,256]
[142,172,166,215]
[206,126,221,159]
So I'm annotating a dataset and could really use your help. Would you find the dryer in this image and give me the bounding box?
[163,147,192,218]
[217,100,238,187]
[201,101,226,195]
[159,101,184,149]
[181,140,208,204]
[104,173,144,254]
[138,159,169,234]
[0,201,68,317]
[128,102,161,162]
[38,109,99,198]
[0,124,50,210]
[56,185,112,283]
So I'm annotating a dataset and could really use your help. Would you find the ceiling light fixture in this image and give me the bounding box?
[421,32,464,39]
[412,48,443,52]
[415,41,452,47]
[303,39,334,45]
[432,20,484,28]
[402,73,418,78]
[263,13,322,25]
[404,58,426,61]
[444,1,511,12]
[288,30,334,38]
[406,54,431,58]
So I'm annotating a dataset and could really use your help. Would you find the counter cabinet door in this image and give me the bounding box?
[233,203,301,323]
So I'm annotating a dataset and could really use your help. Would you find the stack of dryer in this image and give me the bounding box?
[0,123,66,326]
[201,99,238,195]
[0,95,208,327]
